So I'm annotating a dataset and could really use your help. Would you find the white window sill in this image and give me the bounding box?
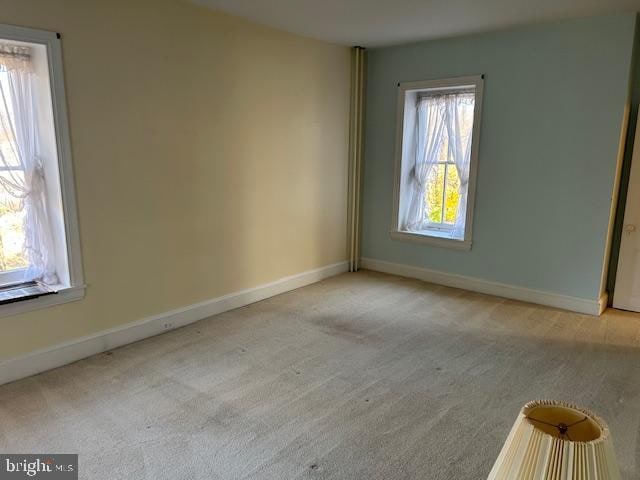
[390,229,471,251]
[0,284,85,319]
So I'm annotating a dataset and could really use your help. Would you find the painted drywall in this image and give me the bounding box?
[361,13,636,301]
[0,0,350,360]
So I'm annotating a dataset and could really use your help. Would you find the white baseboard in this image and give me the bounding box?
[360,257,606,316]
[0,261,348,386]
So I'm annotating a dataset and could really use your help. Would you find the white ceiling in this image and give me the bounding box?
[190,0,640,47]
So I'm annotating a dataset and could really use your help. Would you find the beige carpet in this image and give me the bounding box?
[1,270,640,479]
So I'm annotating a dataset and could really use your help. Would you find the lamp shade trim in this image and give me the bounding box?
[487,400,620,480]
[522,400,610,445]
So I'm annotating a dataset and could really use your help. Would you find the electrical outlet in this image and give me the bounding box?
[163,322,173,330]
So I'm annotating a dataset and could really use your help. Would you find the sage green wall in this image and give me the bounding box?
[361,13,636,301]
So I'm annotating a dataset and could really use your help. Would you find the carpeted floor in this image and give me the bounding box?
[1,270,640,479]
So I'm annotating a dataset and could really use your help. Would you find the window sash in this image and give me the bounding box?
[418,92,473,229]
[0,267,27,286]
[423,163,459,228]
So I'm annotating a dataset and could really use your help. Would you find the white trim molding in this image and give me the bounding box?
[0,285,85,319]
[361,257,607,316]
[389,230,471,250]
[0,261,348,386]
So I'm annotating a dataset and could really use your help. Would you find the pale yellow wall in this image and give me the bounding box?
[0,0,350,360]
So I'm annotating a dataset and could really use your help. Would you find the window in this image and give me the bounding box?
[0,24,83,313]
[391,76,483,250]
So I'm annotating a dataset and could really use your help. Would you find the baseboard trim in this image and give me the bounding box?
[360,257,605,316]
[0,261,349,386]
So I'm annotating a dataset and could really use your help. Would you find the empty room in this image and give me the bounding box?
[1,0,640,478]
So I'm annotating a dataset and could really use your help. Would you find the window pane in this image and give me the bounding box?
[425,164,445,224]
[0,72,22,168]
[0,172,26,272]
[0,126,22,168]
[444,165,461,224]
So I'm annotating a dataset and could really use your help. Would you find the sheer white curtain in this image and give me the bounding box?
[403,95,445,231]
[444,93,474,239]
[0,45,57,284]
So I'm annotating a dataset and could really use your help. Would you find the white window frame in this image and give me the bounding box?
[0,23,84,317]
[390,75,484,251]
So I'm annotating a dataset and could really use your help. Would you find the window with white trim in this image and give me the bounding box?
[0,24,83,310]
[391,76,483,250]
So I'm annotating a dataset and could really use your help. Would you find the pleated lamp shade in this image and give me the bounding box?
[488,400,620,480]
